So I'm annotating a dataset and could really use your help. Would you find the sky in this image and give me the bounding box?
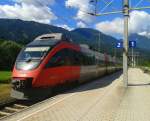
[1,0,150,38]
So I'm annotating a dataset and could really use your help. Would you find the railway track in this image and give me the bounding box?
[0,98,44,120]
[0,104,27,117]
[0,100,31,120]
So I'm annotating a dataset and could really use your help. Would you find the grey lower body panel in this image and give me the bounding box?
[79,66,106,83]
[11,87,52,100]
[79,66,119,83]
[11,89,27,100]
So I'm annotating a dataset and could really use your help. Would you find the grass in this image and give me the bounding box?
[0,71,12,83]
[0,71,14,104]
[0,84,13,105]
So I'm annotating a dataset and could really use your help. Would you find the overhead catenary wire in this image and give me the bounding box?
[101,0,117,11]
[100,0,115,12]
[134,0,144,7]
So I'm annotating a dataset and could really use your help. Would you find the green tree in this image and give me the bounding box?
[0,41,22,70]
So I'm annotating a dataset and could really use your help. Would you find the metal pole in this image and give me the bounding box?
[99,32,101,53]
[137,53,139,67]
[134,53,136,67]
[123,0,129,87]
[98,32,101,66]
[132,47,133,67]
[114,46,116,60]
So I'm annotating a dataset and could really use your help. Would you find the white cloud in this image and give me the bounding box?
[57,24,74,31]
[95,18,123,37]
[95,11,150,38]
[129,11,150,34]
[65,0,95,23]
[14,0,55,6]
[138,31,150,38]
[77,21,86,28]
[0,0,56,24]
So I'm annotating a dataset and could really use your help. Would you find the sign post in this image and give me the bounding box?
[129,41,136,67]
[115,42,123,62]
[116,42,123,48]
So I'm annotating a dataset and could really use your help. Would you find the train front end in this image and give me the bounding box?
[11,33,71,100]
[11,45,50,99]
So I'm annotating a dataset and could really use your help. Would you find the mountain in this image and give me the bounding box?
[0,19,91,44]
[71,28,121,55]
[72,28,119,44]
[0,19,121,55]
[129,34,150,51]
[129,34,150,61]
[1,18,150,59]
[0,19,70,44]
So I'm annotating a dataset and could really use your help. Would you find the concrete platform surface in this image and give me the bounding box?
[114,68,150,121]
[2,68,150,121]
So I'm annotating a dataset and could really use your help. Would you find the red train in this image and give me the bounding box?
[11,33,122,99]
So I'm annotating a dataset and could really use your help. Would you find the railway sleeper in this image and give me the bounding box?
[13,104,28,109]
[0,111,11,116]
[5,107,20,112]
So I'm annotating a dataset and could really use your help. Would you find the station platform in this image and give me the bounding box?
[2,68,150,121]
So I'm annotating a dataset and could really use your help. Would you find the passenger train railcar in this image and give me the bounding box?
[11,33,122,99]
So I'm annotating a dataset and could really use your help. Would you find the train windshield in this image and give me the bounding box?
[17,46,50,61]
[16,46,50,70]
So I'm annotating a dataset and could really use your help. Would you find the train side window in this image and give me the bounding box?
[98,60,105,67]
[45,49,72,68]
[78,52,85,65]
[45,53,64,68]
[71,50,81,66]
[80,52,96,66]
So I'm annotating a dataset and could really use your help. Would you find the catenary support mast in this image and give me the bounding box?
[123,0,129,87]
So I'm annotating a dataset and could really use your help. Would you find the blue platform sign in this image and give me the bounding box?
[116,42,123,48]
[129,41,136,48]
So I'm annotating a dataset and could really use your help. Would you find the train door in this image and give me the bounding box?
[104,53,109,73]
[68,49,80,81]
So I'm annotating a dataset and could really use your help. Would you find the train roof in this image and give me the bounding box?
[34,33,70,41]
[27,33,71,46]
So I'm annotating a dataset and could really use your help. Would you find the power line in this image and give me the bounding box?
[100,0,115,12]
[101,0,117,11]
[134,0,144,7]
